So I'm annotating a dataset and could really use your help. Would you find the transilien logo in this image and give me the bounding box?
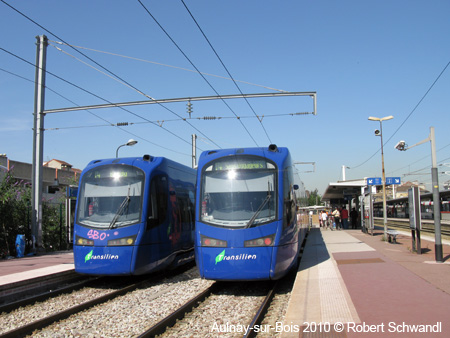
[215,250,225,264]
[85,250,93,263]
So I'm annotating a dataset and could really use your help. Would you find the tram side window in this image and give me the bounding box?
[283,170,296,228]
[177,191,195,229]
[147,175,168,229]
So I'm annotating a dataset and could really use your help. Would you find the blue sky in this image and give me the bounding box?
[1,0,449,195]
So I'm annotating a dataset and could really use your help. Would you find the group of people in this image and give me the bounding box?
[319,206,359,230]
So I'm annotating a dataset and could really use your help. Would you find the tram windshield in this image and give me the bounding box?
[77,164,144,229]
[200,156,276,228]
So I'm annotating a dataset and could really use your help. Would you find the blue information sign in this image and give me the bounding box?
[386,177,401,185]
[367,177,382,185]
[67,186,78,198]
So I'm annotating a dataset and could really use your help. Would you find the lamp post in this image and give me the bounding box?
[342,165,350,181]
[368,115,394,241]
[116,139,138,158]
[395,127,443,262]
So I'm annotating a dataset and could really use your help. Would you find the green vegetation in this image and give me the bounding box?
[0,167,69,258]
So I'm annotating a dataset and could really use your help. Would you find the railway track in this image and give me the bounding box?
[0,270,83,306]
[141,280,282,338]
[0,275,99,314]
[1,234,308,338]
[141,236,306,337]
[374,217,450,239]
[0,264,203,338]
[141,252,303,337]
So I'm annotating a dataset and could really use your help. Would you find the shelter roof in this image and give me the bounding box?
[322,179,366,201]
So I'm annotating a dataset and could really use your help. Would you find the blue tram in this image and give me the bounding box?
[194,145,308,281]
[74,155,196,275]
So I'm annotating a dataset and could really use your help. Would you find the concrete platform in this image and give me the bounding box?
[282,228,450,337]
[0,251,74,283]
[0,251,74,300]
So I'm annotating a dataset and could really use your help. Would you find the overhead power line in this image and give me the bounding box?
[349,60,450,170]
[45,110,313,131]
[136,0,259,147]
[48,40,288,93]
[0,59,193,156]
[0,46,197,153]
[1,0,221,149]
[180,0,272,144]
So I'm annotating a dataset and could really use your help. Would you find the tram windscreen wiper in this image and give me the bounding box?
[246,194,271,229]
[109,187,131,229]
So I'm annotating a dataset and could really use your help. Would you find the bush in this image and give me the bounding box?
[0,168,67,257]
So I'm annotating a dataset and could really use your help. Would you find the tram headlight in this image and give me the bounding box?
[76,236,94,246]
[108,235,137,246]
[244,234,275,247]
[201,235,227,247]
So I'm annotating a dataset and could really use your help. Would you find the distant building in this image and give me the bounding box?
[0,154,7,182]
[0,155,80,203]
[393,181,428,198]
[44,159,74,171]
[373,181,428,203]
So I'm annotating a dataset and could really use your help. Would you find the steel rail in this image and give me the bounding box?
[243,280,279,338]
[137,282,221,338]
[0,278,150,338]
[0,276,99,314]
[373,218,450,238]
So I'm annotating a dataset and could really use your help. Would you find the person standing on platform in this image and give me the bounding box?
[332,207,341,230]
[350,208,358,229]
[341,206,349,229]
[321,210,328,229]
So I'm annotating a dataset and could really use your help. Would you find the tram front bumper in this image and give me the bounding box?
[74,245,134,275]
[199,246,274,280]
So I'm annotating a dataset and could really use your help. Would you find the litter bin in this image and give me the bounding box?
[15,234,25,258]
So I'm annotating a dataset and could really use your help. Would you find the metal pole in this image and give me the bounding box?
[32,35,48,252]
[430,127,443,262]
[380,121,388,240]
[192,134,197,169]
[116,145,124,158]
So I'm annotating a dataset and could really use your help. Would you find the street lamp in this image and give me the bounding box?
[116,139,138,158]
[342,165,350,181]
[368,115,394,241]
[396,126,443,262]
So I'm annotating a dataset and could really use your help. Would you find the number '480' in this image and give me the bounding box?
[87,229,107,241]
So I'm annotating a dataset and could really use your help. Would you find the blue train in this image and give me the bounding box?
[194,144,308,281]
[73,155,196,275]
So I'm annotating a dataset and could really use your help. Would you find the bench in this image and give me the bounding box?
[386,230,399,243]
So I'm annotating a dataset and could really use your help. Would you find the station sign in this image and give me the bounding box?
[367,177,381,185]
[67,186,78,198]
[386,177,401,185]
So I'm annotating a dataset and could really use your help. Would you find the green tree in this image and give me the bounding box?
[0,169,31,257]
[0,168,68,257]
[307,189,322,206]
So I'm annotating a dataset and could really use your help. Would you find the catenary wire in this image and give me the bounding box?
[45,111,311,131]
[180,0,272,144]
[383,61,450,146]
[0,48,196,156]
[349,60,450,170]
[388,141,450,175]
[0,0,221,149]
[136,0,259,147]
[48,40,288,93]
[46,43,217,148]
